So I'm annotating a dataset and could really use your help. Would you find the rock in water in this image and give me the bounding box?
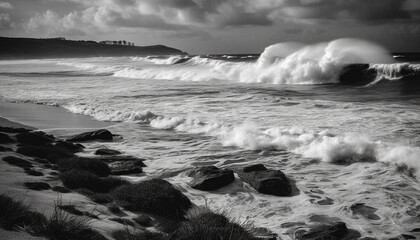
[67,129,113,142]
[109,161,144,175]
[188,166,235,191]
[350,203,380,220]
[237,164,292,196]
[295,222,349,240]
[95,148,122,156]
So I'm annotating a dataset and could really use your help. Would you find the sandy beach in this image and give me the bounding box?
[0,106,131,239]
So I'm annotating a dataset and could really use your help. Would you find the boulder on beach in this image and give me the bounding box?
[112,178,192,219]
[67,129,113,142]
[109,160,144,175]
[237,164,292,196]
[16,131,55,146]
[95,148,122,156]
[295,222,349,240]
[55,140,84,152]
[188,166,235,191]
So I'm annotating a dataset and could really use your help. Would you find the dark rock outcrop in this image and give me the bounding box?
[24,182,51,190]
[16,131,54,146]
[188,166,234,191]
[350,203,380,220]
[67,129,113,142]
[109,160,144,175]
[112,179,192,219]
[237,164,292,196]
[0,132,14,144]
[95,148,122,156]
[295,222,349,240]
[55,140,84,152]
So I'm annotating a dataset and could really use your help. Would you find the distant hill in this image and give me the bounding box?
[0,37,187,59]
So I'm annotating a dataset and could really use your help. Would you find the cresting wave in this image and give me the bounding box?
[58,38,420,86]
[65,102,420,179]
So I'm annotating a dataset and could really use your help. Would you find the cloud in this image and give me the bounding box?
[0,1,13,9]
[0,13,13,29]
[276,0,412,23]
[25,0,420,36]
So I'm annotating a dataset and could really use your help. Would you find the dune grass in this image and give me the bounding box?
[0,194,107,240]
[43,204,107,240]
[169,207,256,240]
[0,194,46,234]
[112,178,191,220]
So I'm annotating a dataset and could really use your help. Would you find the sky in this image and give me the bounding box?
[1,0,420,54]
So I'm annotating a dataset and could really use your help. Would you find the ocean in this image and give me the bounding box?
[1,39,420,239]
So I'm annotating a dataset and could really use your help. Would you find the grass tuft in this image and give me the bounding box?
[112,178,191,219]
[169,207,256,240]
[0,194,47,234]
[0,195,107,239]
[43,204,107,240]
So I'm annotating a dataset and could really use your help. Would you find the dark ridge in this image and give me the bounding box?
[0,37,188,59]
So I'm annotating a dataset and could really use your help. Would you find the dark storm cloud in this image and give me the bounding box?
[279,0,412,23]
[24,0,420,36]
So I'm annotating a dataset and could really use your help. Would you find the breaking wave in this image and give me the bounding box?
[64,102,420,179]
[58,38,420,86]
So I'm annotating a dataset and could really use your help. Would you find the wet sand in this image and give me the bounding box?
[0,102,113,130]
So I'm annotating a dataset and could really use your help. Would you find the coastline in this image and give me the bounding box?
[0,116,35,130]
[0,102,113,131]
[2,102,418,239]
[0,113,121,239]
[0,103,275,240]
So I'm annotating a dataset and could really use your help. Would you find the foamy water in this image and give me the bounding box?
[1,39,420,239]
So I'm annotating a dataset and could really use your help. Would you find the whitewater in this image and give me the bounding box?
[1,38,420,239]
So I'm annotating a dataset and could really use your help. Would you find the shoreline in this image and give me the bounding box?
[1,102,418,240]
[0,102,114,131]
[0,111,277,239]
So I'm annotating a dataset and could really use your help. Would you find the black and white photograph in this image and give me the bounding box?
[0,0,420,239]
